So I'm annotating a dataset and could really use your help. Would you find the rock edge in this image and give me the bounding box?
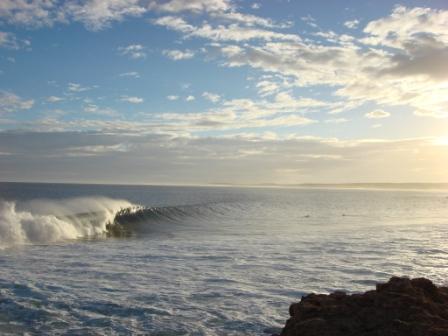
[277,277,448,336]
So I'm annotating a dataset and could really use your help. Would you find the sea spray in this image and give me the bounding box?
[0,197,136,248]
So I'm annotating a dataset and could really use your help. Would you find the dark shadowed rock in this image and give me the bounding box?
[277,277,448,336]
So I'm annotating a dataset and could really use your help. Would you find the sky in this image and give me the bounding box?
[0,0,447,185]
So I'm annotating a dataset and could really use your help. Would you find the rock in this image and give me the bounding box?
[277,277,448,336]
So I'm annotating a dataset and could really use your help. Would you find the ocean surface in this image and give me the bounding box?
[1,182,448,335]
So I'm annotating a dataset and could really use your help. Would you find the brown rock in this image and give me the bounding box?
[278,277,448,336]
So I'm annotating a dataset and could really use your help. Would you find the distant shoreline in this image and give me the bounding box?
[0,181,448,191]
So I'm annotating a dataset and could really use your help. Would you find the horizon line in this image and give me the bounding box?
[1,180,448,189]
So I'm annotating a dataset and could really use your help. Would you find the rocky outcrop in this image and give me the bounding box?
[278,277,448,336]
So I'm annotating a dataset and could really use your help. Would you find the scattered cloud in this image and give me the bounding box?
[67,83,91,93]
[211,11,292,29]
[0,0,147,30]
[64,0,147,31]
[163,49,195,60]
[0,31,30,49]
[0,0,61,27]
[0,90,34,114]
[365,109,391,119]
[186,95,195,102]
[256,80,281,97]
[202,92,221,103]
[84,104,99,113]
[118,44,146,59]
[167,95,179,101]
[119,71,140,78]
[121,96,144,104]
[154,93,320,131]
[152,16,301,42]
[148,0,232,14]
[301,15,318,29]
[325,118,349,124]
[206,5,448,119]
[83,104,117,116]
[47,96,64,103]
[344,19,359,29]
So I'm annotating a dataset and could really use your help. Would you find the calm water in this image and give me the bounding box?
[1,182,448,335]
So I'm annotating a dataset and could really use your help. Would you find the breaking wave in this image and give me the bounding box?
[0,197,206,248]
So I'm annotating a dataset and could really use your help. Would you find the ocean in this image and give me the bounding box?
[1,182,448,335]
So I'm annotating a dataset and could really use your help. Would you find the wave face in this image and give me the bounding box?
[0,196,225,248]
[0,197,136,248]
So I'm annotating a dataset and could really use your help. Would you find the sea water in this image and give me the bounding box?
[0,182,448,335]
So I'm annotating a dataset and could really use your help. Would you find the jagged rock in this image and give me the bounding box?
[277,277,448,336]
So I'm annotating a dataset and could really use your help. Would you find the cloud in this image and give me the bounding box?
[217,41,361,87]
[84,104,98,113]
[0,0,147,30]
[152,15,193,32]
[0,91,34,114]
[152,16,301,42]
[1,130,446,184]
[64,0,147,31]
[0,31,30,49]
[65,143,129,157]
[47,96,64,103]
[363,6,448,48]
[148,0,231,13]
[83,104,117,116]
[120,96,144,104]
[22,92,320,135]
[154,93,320,131]
[202,92,221,103]
[208,6,448,119]
[256,80,280,97]
[0,0,60,27]
[211,11,292,29]
[119,71,140,78]
[362,6,448,81]
[413,108,447,119]
[379,44,448,81]
[301,15,318,29]
[0,0,287,35]
[365,109,391,119]
[118,44,146,59]
[325,118,349,124]
[162,49,195,60]
[67,82,92,92]
[344,19,359,29]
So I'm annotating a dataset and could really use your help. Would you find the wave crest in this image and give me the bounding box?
[0,197,136,248]
[0,197,232,248]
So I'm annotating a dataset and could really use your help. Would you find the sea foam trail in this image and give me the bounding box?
[0,197,136,248]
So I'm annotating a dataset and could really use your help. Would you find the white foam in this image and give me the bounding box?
[0,197,134,248]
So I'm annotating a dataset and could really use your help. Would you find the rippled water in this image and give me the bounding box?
[1,183,448,335]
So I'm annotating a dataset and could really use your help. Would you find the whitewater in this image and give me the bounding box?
[1,182,448,335]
